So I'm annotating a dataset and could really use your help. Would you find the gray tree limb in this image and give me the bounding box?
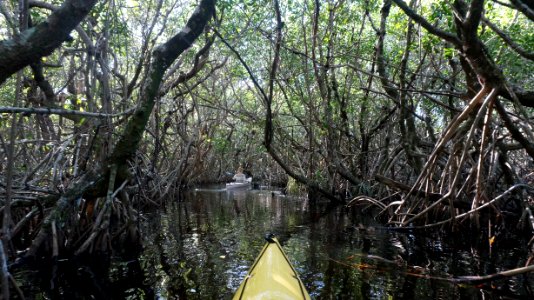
[0,106,135,118]
[0,0,98,85]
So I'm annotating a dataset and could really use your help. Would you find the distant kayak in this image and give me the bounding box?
[233,236,311,300]
[226,177,252,190]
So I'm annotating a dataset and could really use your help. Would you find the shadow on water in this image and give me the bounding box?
[13,187,534,299]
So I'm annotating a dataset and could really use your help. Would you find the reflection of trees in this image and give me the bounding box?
[139,190,532,299]
[142,190,313,298]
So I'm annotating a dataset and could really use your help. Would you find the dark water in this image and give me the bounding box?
[14,187,534,299]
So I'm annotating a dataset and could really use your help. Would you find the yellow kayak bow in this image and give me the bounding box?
[233,236,311,300]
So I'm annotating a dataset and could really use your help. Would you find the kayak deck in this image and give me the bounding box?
[233,237,311,300]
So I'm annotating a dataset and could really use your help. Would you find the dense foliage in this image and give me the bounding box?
[1,0,534,297]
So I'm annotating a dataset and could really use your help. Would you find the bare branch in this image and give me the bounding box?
[159,35,216,97]
[510,0,534,21]
[0,0,98,85]
[391,0,461,46]
[0,106,135,118]
[109,0,215,166]
[29,0,94,50]
[494,100,534,159]
[464,0,485,37]
[484,17,534,60]
[214,29,269,104]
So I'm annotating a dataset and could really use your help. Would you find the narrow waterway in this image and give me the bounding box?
[14,187,534,299]
[135,187,533,299]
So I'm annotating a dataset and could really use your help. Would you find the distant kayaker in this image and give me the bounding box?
[233,166,246,183]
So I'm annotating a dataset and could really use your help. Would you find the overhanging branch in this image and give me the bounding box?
[0,0,98,85]
[0,106,135,118]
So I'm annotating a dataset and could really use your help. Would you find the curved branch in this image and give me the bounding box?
[214,29,269,104]
[109,0,216,166]
[0,106,135,118]
[29,0,94,50]
[376,0,399,99]
[483,18,534,60]
[159,34,215,97]
[391,0,461,46]
[0,0,98,85]
[494,100,534,159]
[24,0,216,260]
[510,0,534,21]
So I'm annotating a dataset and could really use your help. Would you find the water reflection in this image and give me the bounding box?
[14,188,533,299]
[138,188,534,299]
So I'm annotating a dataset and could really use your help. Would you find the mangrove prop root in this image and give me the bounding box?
[1,239,9,300]
[75,164,118,255]
[404,184,533,229]
[25,171,103,258]
[389,87,500,226]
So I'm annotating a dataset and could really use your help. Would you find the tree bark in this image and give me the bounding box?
[392,0,534,107]
[109,0,216,168]
[0,0,98,85]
